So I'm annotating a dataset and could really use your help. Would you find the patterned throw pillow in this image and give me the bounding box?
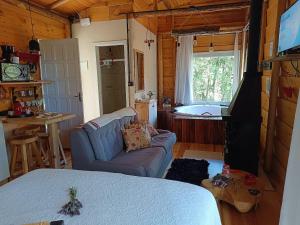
[122,125,151,152]
[146,123,159,136]
[125,122,159,137]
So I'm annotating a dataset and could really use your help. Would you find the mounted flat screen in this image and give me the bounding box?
[278,0,300,53]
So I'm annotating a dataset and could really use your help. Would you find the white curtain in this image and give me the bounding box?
[175,35,193,105]
[279,90,300,225]
[232,32,240,95]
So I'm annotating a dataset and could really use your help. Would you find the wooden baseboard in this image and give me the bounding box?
[0,178,9,186]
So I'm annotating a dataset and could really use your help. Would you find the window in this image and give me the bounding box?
[192,51,237,104]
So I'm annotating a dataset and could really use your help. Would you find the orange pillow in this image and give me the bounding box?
[122,125,151,152]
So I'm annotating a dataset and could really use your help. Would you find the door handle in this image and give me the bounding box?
[74,92,82,102]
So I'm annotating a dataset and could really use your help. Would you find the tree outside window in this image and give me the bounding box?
[192,52,235,104]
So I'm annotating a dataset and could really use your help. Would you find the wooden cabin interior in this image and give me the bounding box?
[0,0,300,225]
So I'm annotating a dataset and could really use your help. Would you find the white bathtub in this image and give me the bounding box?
[174,105,223,117]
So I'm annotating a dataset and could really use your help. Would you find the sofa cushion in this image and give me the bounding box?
[151,130,177,154]
[112,147,165,177]
[122,125,151,152]
[84,119,123,161]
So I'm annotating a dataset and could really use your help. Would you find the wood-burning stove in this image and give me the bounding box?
[222,0,263,175]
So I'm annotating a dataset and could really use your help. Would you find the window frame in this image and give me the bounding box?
[192,50,239,105]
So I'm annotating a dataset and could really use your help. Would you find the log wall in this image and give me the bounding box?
[0,0,70,112]
[261,0,299,198]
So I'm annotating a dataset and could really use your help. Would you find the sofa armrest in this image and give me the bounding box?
[156,129,171,134]
[85,160,147,177]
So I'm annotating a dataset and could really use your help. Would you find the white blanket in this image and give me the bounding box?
[0,169,221,225]
[87,107,136,130]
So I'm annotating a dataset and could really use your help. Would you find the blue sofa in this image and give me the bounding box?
[70,115,176,178]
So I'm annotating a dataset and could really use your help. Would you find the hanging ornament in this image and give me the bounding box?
[144,18,155,50]
[209,35,214,52]
[144,39,155,49]
[176,36,180,47]
[193,36,197,46]
[28,0,40,52]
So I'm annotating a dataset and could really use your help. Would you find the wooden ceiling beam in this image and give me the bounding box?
[4,0,69,22]
[172,26,221,36]
[161,0,172,9]
[123,1,250,17]
[171,26,244,36]
[48,0,72,10]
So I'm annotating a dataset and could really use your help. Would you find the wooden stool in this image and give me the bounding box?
[37,130,67,166]
[10,135,43,177]
[13,125,41,136]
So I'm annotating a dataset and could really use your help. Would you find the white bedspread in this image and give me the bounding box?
[0,169,221,225]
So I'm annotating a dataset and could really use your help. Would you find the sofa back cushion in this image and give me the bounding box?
[119,116,136,129]
[84,119,123,161]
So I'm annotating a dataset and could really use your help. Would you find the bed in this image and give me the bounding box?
[0,169,221,225]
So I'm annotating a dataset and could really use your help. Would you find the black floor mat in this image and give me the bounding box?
[165,158,209,186]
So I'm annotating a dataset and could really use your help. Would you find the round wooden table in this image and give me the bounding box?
[202,170,264,213]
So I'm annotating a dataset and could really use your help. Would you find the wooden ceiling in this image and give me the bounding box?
[28,0,250,33]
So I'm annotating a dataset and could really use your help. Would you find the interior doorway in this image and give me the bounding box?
[96,41,129,114]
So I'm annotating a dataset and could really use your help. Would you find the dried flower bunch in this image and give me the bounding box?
[58,187,83,217]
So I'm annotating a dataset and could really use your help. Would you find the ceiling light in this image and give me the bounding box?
[28,0,40,52]
[193,36,197,46]
[209,42,214,52]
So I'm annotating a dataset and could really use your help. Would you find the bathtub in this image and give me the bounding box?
[170,105,226,144]
[174,105,223,118]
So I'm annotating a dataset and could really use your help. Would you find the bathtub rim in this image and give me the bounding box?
[173,104,227,119]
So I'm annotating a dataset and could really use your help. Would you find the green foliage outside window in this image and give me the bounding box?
[192,55,234,103]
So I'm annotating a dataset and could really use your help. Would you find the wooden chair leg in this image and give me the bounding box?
[27,143,34,170]
[31,141,43,168]
[20,144,29,174]
[48,144,53,167]
[58,137,67,165]
[10,145,18,177]
[39,139,48,162]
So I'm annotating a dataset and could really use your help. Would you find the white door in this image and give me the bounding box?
[40,39,83,147]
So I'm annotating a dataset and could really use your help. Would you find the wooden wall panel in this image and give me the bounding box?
[0,0,70,112]
[193,33,241,53]
[260,0,300,199]
[0,1,70,51]
[157,33,176,105]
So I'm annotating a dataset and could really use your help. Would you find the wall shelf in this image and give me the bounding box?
[264,54,300,63]
[0,80,52,87]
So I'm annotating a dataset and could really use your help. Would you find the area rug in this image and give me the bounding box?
[183,150,274,191]
[165,158,209,186]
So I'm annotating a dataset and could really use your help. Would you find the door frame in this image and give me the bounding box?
[94,40,129,115]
